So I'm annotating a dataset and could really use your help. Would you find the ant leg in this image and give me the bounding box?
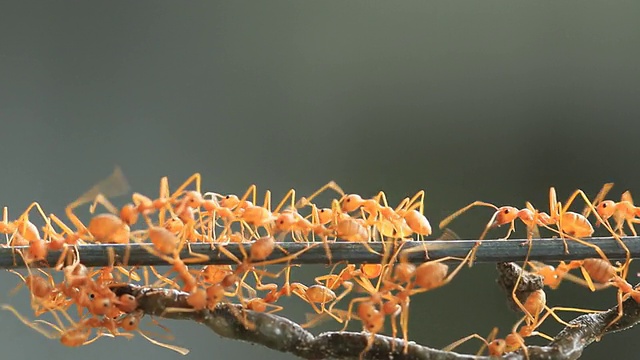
[249,242,320,268]
[568,189,631,278]
[442,332,492,353]
[216,244,243,267]
[549,187,558,217]
[149,266,179,289]
[476,327,500,356]
[373,191,391,208]
[18,202,49,225]
[327,281,354,314]
[582,183,614,217]
[402,190,426,214]
[439,248,476,287]
[1,304,58,339]
[262,190,272,212]
[477,209,503,241]
[540,306,602,328]
[85,166,130,202]
[273,189,296,214]
[237,184,258,206]
[89,194,119,214]
[578,265,598,292]
[157,176,176,225]
[603,289,626,334]
[131,193,157,226]
[64,202,89,237]
[340,296,373,331]
[296,181,345,208]
[439,201,499,229]
[169,173,201,202]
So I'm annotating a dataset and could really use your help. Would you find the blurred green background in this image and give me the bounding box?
[1,1,639,359]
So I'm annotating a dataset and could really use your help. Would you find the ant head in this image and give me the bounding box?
[119,203,138,225]
[596,200,616,219]
[219,194,240,208]
[163,217,184,233]
[491,207,519,227]
[341,194,363,212]
[120,313,141,331]
[185,191,203,208]
[488,339,506,356]
[275,212,296,231]
[316,208,333,224]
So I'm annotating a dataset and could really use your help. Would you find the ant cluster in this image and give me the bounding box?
[0,169,638,359]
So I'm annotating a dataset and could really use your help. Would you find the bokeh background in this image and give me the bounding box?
[1,1,639,359]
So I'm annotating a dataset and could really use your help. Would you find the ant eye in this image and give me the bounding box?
[225,195,230,199]
[602,203,607,208]
[503,209,510,214]
[89,293,95,299]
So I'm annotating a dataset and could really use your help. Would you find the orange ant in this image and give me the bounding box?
[445,303,600,359]
[607,275,640,331]
[249,265,337,318]
[138,226,210,293]
[443,327,507,357]
[9,269,71,316]
[173,191,236,244]
[121,175,174,226]
[60,166,131,241]
[555,186,631,279]
[505,230,603,329]
[217,185,300,240]
[46,167,132,269]
[0,202,74,271]
[327,201,383,256]
[216,237,318,297]
[444,325,530,358]
[1,203,47,247]
[581,183,635,234]
[393,190,433,240]
[335,190,430,241]
[439,188,611,262]
[316,263,383,291]
[278,202,337,261]
[2,202,70,267]
[1,305,115,348]
[527,260,612,291]
[439,200,547,242]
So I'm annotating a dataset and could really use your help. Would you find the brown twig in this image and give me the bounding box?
[109,274,640,360]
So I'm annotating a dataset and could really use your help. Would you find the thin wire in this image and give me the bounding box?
[1,236,638,269]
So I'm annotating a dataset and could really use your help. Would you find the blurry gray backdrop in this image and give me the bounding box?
[1,1,639,359]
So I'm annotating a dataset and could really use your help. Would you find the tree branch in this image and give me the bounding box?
[109,270,640,360]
